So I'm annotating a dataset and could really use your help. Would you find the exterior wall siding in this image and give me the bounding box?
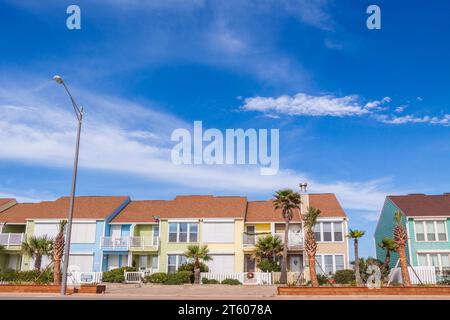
[407,218,450,266]
[374,198,410,268]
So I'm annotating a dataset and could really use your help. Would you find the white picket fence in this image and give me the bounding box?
[200,272,273,285]
[67,272,103,285]
[389,266,436,284]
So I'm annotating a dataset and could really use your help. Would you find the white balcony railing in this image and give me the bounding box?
[0,233,24,247]
[101,236,129,248]
[129,236,160,249]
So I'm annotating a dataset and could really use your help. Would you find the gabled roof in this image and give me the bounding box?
[309,193,346,218]
[111,195,248,222]
[388,193,450,217]
[0,196,129,223]
[245,193,346,222]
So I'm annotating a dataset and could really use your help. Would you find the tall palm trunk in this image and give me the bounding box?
[354,239,362,286]
[34,255,42,270]
[279,221,289,284]
[398,245,411,286]
[54,258,61,284]
[194,258,201,284]
[308,254,319,287]
[384,250,391,269]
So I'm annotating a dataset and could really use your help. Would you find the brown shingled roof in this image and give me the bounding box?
[388,194,450,217]
[246,193,346,222]
[111,195,248,222]
[246,201,301,222]
[309,193,346,218]
[0,196,129,223]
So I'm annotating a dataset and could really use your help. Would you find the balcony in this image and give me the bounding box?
[274,232,304,249]
[243,232,303,249]
[129,236,160,249]
[101,237,129,249]
[0,233,24,247]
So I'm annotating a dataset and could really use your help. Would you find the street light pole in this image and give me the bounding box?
[53,75,84,296]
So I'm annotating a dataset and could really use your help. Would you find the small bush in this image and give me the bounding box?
[177,263,209,283]
[257,259,281,272]
[317,274,329,286]
[221,278,242,285]
[333,269,355,284]
[201,277,219,284]
[165,271,192,285]
[102,267,136,283]
[146,272,169,284]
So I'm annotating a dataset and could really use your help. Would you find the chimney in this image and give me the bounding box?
[299,182,308,194]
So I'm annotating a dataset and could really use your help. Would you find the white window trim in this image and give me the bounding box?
[167,254,186,272]
[414,220,448,242]
[314,254,346,274]
[314,221,344,243]
[416,252,450,271]
[168,222,199,243]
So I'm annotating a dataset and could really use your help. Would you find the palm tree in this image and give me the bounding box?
[253,234,283,262]
[348,229,365,286]
[21,235,53,270]
[53,220,67,284]
[184,244,212,284]
[273,189,301,284]
[303,206,321,287]
[378,237,397,269]
[393,211,411,286]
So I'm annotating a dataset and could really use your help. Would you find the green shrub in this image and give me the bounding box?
[146,272,169,284]
[0,269,53,284]
[201,277,219,284]
[317,274,329,286]
[257,259,281,272]
[102,267,136,283]
[333,269,355,284]
[164,271,192,285]
[177,263,209,283]
[221,278,241,285]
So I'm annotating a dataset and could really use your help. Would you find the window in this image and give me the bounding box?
[335,255,345,271]
[415,220,447,242]
[168,223,198,243]
[333,222,343,241]
[415,222,425,241]
[167,254,186,273]
[417,252,450,271]
[324,255,334,275]
[71,223,96,243]
[426,222,436,241]
[323,223,332,242]
[313,224,321,241]
[437,221,447,241]
[169,223,177,242]
[315,254,346,275]
[203,222,234,243]
[313,221,344,242]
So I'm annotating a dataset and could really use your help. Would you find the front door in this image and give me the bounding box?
[139,255,148,271]
[244,254,255,272]
[108,255,119,270]
[289,255,302,272]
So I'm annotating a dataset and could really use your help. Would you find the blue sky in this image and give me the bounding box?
[1,0,449,258]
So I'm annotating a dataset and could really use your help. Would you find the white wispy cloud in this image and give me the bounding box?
[241,93,389,117]
[0,79,396,218]
[376,114,450,126]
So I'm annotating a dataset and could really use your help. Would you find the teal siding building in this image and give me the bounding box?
[375,194,450,275]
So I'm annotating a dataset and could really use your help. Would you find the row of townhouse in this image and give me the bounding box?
[0,193,350,276]
[375,193,450,276]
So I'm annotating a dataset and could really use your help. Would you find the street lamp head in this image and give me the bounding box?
[53,75,64,84]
